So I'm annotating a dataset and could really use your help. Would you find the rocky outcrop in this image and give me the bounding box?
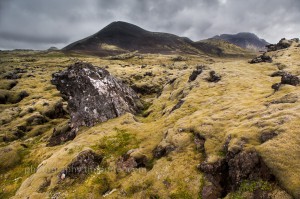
[266,38,293,52]
[198,140,274,198]
[271,72,300,91]
[249,54,272,64]
[281,73,300,86]
[59,150,102,179]
[51,62,142,129]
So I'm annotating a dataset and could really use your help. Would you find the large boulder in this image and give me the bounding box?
[51,62,142,128]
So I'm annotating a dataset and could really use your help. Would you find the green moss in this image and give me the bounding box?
[170,190,193,199]
[96,128,139,157]
[0,89,29,104]
[230,180,273,199]
[92,173,111,195]
[0,80,18,90]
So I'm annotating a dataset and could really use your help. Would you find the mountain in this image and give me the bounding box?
[63,21,254,57]
[213,32,269,51]
[193,38,254,57]
[63,21,201,56]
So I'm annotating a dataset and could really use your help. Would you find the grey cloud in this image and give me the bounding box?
[0,0,299,50]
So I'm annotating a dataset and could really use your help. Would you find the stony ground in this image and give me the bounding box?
[0,43,299,199]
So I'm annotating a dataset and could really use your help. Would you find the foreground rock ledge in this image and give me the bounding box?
[51,62,142,129]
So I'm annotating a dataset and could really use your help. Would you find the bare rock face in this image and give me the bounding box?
[51,62,142,129]
[198,143,274,198]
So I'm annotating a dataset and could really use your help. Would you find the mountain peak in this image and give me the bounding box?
[212,32,269,51]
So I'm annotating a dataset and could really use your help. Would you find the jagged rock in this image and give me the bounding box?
[226,149,273,189]
[60,150,102,179]
[249,54,272,64]
[266,38,292,52]
[271,73,299,91]
[260,131,278,143]
[51,62,142,129]
[198,143,274,197]
[281,73,300,86]
[207,71,221,82]
[116,149,147,173]
[188,66,203,82]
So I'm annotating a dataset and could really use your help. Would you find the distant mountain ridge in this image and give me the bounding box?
[63,21,259,56]
[213,32,269,51]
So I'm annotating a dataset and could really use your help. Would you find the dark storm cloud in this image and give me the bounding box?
[0,0,299,50]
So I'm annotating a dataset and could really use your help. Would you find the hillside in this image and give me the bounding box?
[63,21,201,56]
[0,38,299,198]
[63,21,254,57]
[213,32,269,51]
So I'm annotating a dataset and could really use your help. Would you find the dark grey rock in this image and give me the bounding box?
[260,131,278,143]
[249,54,272,64]
[60,150,102,179]
[51,62,142,129]
[170,100,184,113]
[188,66,203,82]
[207,71,221,82]
[281,73,300,86]
[266,38,292,52]
[153,144,176,158]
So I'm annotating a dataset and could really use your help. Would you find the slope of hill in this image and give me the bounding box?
[194,38,254,57]
[63,21,255,57]
[0,38,299,198]
[63,21,202,56]
[213,32,269,51]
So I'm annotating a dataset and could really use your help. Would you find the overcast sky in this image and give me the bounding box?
[0,0,299,50]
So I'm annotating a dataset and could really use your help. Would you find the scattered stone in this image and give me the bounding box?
[249,54,272,64]
[60,150,102,179]
[141,64,147,68]
[51,62,142,129]
[207,71,221,82]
